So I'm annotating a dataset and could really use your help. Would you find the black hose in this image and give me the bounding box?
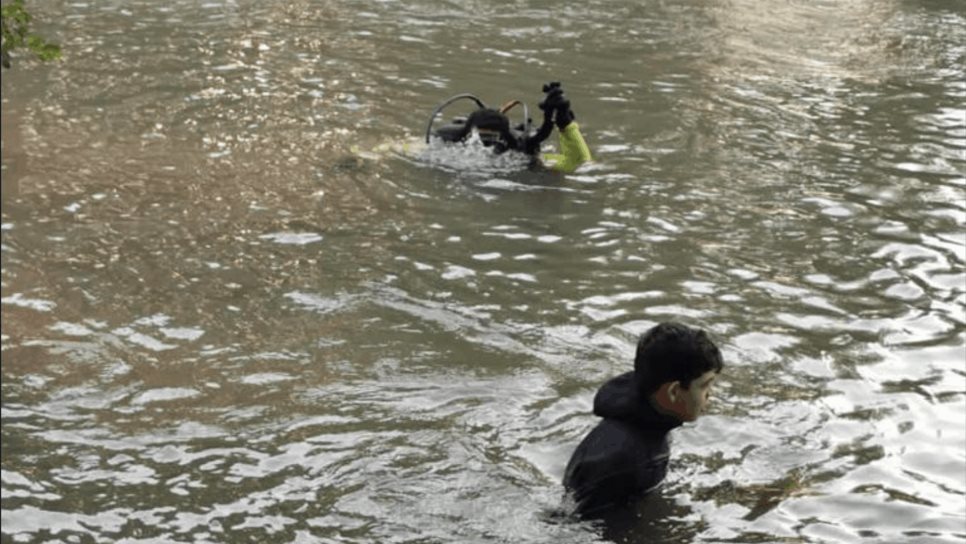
[425,94,488,144]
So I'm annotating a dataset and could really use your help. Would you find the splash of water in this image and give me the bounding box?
[418,131,532,175]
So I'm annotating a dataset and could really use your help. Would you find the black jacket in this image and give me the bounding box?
[563,372,683,518]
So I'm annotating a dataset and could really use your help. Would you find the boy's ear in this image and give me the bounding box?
[666,380,680,403]
[655,380,680,404]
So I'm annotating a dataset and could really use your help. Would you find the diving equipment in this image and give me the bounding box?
[425,93,553,155]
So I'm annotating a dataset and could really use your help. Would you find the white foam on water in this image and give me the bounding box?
[418,132,531,174]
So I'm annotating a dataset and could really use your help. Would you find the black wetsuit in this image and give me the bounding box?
[563,371,683,518]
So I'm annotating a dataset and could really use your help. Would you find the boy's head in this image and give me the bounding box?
[634,322,723,422]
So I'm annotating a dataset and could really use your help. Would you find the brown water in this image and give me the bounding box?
[2,1,964,543]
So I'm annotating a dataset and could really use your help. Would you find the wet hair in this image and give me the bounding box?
[633,322,723,394]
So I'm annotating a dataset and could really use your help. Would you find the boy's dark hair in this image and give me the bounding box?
[634,322,723,394]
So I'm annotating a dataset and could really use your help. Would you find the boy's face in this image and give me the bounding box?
[682,371,717,421]
[664,371,717,422]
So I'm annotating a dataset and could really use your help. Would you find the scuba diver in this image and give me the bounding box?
[425,81,592,174]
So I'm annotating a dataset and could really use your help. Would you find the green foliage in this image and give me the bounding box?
[1,0,61,69]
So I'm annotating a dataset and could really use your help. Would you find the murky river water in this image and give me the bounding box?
[2,1,964,543]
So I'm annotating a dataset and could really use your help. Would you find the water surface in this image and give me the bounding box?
[2,1,964,543]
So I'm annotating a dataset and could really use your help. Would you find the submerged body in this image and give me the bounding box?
[365,82,592,174]
[563,371,681,518]
[367,120,590,174]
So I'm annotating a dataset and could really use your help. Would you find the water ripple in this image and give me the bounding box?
[2,0,964,543]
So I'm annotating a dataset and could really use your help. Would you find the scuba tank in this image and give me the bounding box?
[425,93,553,155]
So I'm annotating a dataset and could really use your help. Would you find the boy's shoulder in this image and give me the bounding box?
[582,417,668,457]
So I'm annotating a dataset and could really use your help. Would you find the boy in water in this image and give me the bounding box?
[563,322,724,519]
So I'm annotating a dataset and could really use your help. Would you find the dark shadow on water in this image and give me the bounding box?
[542,492,701,544]
[600,492,702,544]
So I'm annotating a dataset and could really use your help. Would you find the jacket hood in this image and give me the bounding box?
[593,371,683,431]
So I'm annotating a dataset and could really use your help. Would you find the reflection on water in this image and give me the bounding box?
[2,0,964,542]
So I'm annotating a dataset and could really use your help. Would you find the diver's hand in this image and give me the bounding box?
[538,82,561,126]
[555,99,575,130]
[540,81,575,130]
[539,82,563,112]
